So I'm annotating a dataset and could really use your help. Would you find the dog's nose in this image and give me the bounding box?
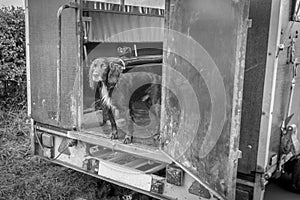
[92,73,101,81]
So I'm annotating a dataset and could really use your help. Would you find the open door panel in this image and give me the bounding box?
[161,0,250,199]
[28,0,80,129]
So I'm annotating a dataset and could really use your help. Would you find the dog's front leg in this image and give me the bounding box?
[100,105,108,126]
[96,82,108,126]
[123,109,133,144]
[107,106,118,139]
[95,82,102,111]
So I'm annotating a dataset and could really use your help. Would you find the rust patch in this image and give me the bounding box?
[166,164,184,186]
[188,181,212,199]
[47,111,57,120]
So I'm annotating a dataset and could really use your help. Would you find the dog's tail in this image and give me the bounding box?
[101,84,115,110]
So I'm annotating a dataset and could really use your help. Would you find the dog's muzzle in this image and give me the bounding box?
[92,73,102,82]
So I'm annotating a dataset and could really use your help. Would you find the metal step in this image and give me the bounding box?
[84,148,166,193]
[68,130,172,164]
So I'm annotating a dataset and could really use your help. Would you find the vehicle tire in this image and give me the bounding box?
[292,157,300,191]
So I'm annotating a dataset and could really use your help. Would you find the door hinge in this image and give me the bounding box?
[68,2,80,9]
[246,19,252,28]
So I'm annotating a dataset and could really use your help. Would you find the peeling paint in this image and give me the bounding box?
[70,93,77,126]
[42,99,46,108]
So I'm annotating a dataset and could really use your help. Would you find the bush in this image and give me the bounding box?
[0,6,26,110]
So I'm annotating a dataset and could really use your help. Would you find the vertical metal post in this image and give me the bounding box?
[25,0,31,118]
[57,4,70,124]
[77,0,83,129]
[25,0,35,156]
[120,0,125,11]
[254,0,283,199]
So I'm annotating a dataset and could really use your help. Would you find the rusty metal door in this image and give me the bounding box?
[161,0,250,199]
[27,0,81,129]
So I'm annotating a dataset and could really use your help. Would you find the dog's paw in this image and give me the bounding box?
[109,130,118,140]
[99,121,107,126]
[123,135,133,144]
[153,133,161,142]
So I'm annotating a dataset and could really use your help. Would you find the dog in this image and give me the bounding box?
[89,58,162,144]
[89,57,125,140]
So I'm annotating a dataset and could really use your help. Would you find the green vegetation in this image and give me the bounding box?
[0,110,102,200]
[0,6,26,109]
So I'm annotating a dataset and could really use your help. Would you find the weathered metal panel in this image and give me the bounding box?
[161,0,250,199]
[28,0,79,129]
[238,0,273,175]
[289,22,300,145]
[268,0,293,163]
[252,1,288,199]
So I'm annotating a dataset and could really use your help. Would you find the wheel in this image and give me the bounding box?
[292,157,300,191]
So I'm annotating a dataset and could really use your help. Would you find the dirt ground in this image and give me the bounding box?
[265,174,300,200]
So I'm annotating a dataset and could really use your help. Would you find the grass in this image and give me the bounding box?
[0,108,153,200]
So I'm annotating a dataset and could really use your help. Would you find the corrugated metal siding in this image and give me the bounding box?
[88,12,163,42]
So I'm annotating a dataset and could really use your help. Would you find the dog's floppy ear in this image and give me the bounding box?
[108,57,125,69]
[107,58,125,81]
[89,60,96,89]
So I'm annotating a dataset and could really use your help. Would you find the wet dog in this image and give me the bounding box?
[89,58,162,144]
[89,57,125,140]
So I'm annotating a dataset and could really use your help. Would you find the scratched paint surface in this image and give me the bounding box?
[238,0,272,175]
[28,0,78,129]
[161,0,250,199]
